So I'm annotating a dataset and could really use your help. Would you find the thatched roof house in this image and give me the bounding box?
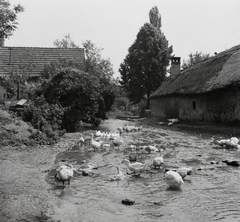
[150,44,240,123]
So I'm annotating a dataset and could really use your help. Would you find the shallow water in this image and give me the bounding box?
[47,119,240,222]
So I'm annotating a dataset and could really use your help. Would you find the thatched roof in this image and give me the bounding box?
[150,44,240,98]
[0,46,85,77]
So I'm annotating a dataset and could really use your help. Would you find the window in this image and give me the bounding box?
[192,101,196,110]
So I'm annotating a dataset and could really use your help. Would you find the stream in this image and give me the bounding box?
[47,118,240,222]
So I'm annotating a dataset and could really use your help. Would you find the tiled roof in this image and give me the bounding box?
[150,44,240,98]
[0,46,85,77]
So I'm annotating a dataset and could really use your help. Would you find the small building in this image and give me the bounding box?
[9,99,28,112]
[150,44,240,123]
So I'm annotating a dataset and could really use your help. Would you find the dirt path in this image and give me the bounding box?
[0,139,70,222]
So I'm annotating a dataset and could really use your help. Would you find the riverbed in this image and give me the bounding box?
[47,118,240,222]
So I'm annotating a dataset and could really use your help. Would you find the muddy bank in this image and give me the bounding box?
[139,117,240,137]
[0,137,72,222]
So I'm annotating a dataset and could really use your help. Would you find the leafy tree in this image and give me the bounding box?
[26,36,117,132]
[119,7,172,108]
[83,40,117,112]
[0,0,24,39]
[83,40,114,81]
[53,34,79,48]
[182,51,210,70]
[42,68,105,130]
[26,68,107,134]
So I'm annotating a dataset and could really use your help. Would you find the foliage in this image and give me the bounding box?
[27,58,84,99]
[22,95,65,144]
[0,76,14,98]
[9,63,37,99]
[53,34,79,48]
[119,8,172,108]
[83,40,117,113]
[0,0,24,38]
[182,51,210,70]
[22,37,118,136]
[114,96,129,110]
[41,68,106,130]
[53,37,117,116]
[149,6,161,29]
[83,40,114,81]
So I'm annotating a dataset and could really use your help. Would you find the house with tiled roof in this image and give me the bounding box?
[150,44,240,123]
[0,41,85,78]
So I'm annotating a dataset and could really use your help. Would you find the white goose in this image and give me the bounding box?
[90,133,103,151]
[152,149,164,169]
[55,164,75,187]
[109,165,125,181]
[77,133,85,147]
[111,132,123,148]
[176,167,193,179]
[145,144,160,153]
[79,160,97,176]
[230,137,239,144]
[95,130,102,137]
[216,137,239,148]
[164,169,184,189]
[122,158,148,176]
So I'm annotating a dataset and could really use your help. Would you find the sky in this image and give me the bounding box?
[5,0,240,78]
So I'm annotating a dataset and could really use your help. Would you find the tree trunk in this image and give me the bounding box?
[146,91,151,109]
[17,81,20,100]
[146,98,150,109]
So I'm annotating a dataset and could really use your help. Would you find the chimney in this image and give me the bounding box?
[0,37,4,47]
[170,57,181,78]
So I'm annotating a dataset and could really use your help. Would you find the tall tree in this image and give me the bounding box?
[119,7,172,108]
[149,6,161,29]
[0,0,24,39]
[182,51,210,70]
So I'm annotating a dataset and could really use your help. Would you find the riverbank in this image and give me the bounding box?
[0,108,66,222]
[138,116,240,138]
[1,110,240,221]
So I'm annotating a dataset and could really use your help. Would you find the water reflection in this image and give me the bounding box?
[48,119,240,222]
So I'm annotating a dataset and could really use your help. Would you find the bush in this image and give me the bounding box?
[22,95,65,144]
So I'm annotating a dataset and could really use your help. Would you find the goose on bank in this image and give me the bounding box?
[176,167,193,179]
[55,164,75,187]
[110,132,123,148]
[145,144,160,154]
[110,165,125,181]
[164,169,184,189]
[152,149,164,169]
[122,158,148,176]
[90,133,103,151]
[77,133,85,146]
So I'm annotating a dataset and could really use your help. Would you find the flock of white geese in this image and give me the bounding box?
[54,123,196,189]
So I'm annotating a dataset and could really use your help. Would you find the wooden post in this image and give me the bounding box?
[17,80,20,100]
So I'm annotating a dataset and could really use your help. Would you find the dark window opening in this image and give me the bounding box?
[192,101,196,110]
